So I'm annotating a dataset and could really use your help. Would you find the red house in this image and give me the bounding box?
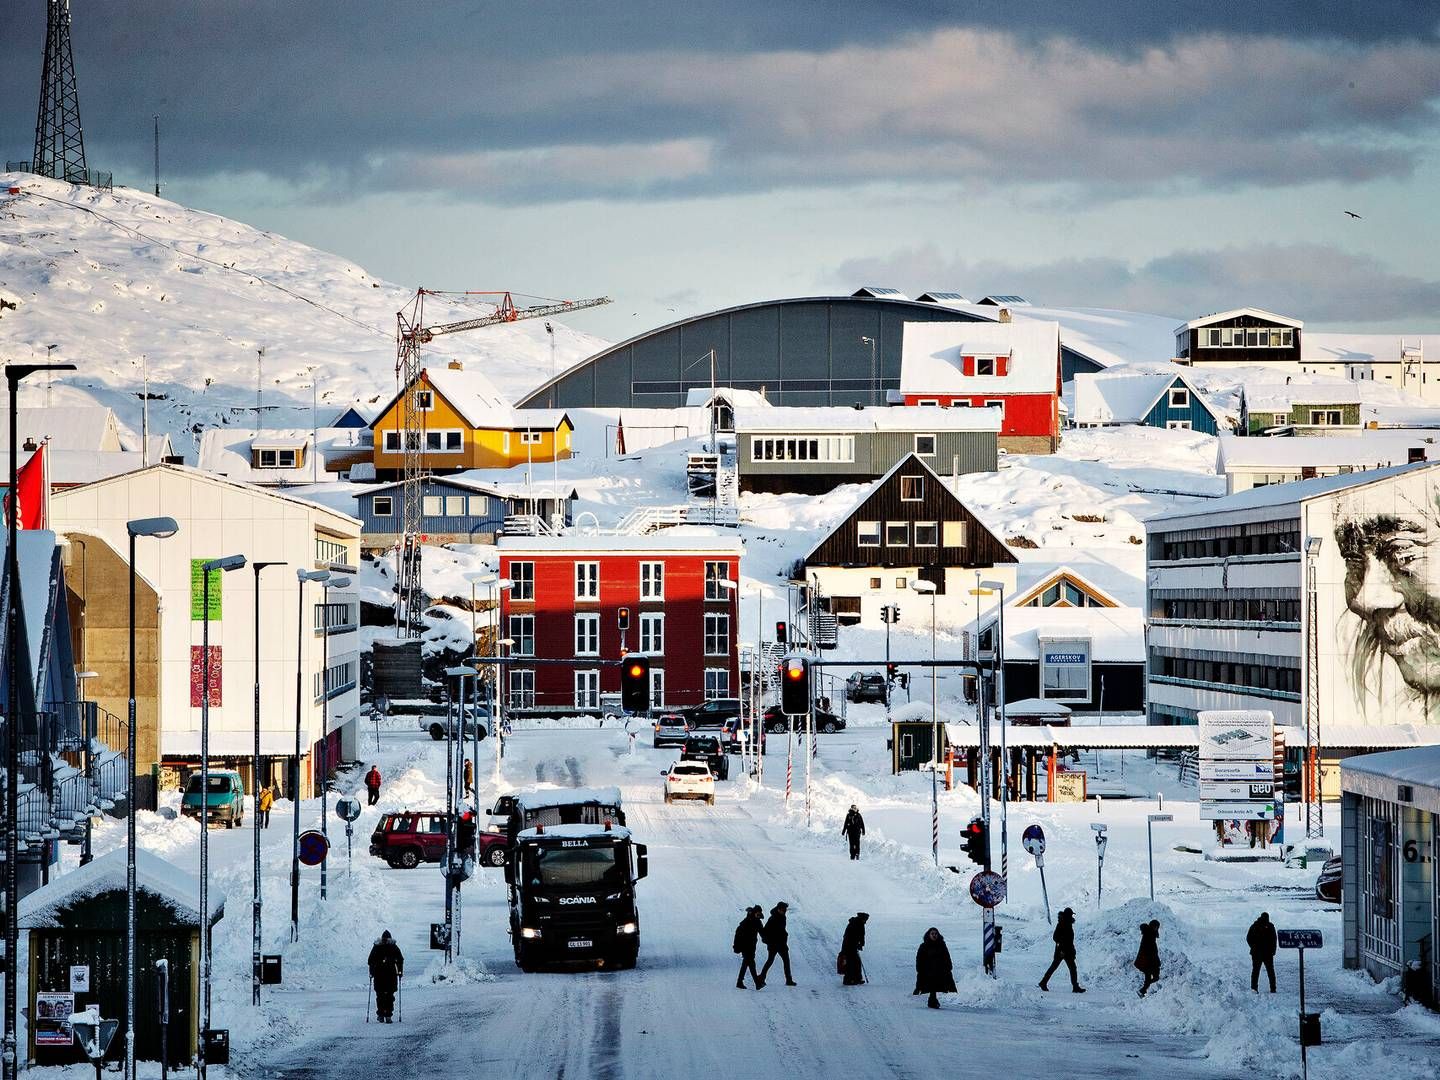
[898,315,1062,453]
[497,534,743,714]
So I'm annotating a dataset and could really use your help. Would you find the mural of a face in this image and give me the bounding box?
[1335,507,1440,692]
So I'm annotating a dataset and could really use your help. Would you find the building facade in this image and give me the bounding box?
[1239,386,1363,436]
[1174,308,1304,369]
[353,476,575,550]
[1216,434,1437,494]
[1071,369,1226,434]
[497,534,742,713]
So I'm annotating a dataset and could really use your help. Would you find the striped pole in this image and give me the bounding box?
[785,716,794,805]
[931,793,939,866]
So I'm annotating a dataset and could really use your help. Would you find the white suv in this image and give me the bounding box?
[664,761,715,806]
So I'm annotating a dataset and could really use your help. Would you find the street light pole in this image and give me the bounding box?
[910,579,939,866]
[981,579,1009,890]
[316,573,351,904]
[292,569,329,941]
[250,561,284,1007]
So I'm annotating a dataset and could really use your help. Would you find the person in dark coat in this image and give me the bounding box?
[1247,912,1277,993]
[364,764,383,806]
[842,805,866,860]
[840,912,868,985]
[734,905,765,989]
[367,930,404,1022]
[913,927,957,1008]
[1039,907,1086,993]
[1135,919,1161,997]
[759,901,796,986]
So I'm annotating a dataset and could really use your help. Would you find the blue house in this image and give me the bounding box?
[1071,368,1228,434]
[354,476,576,550]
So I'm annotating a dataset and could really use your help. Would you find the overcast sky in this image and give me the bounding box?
[5,1,1440,340]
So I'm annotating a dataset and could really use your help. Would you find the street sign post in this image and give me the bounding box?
[1022,825,1050,924]
[1146,813,1173,901]
[1279,930,1323,1080]
[1091,823,1108,906]
[335,798,361,873]
[969,870,1005,977]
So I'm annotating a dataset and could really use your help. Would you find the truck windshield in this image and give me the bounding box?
[528,845,626,887]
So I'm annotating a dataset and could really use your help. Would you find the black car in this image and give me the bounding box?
[1315,856,1342,903]
[682,698,742,729]
[680,733,730,780]
[762,703,844,734]
[845,672,888,704]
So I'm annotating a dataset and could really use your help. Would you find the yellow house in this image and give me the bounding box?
[372,361,574,479]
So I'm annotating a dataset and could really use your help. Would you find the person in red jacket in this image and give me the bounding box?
[365,764,382,806]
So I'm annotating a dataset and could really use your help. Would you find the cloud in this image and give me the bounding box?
[836,243,1440,324]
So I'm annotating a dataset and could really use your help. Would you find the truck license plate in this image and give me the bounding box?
[568,938,593,949]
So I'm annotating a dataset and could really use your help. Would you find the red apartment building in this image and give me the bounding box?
[497,534,743,713]
[898,315,1062,452]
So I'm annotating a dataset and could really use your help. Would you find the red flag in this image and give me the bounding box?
[4,442,48,530]
[615,415,627,456]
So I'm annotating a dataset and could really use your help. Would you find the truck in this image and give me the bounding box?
[506,821,648,970]
[507,786,626,841]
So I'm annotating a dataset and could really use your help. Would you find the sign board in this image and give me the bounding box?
[429,923,451,951]
[68,965,89,993]
[334,797,361,823]
[1277,929,1323,949]
[189,646,222,708]
[33,991,75,1047]
[969,870,1007,908]
[1051,770,1087,803]
[1198,781,1275,801]
[1198,712,1274,761]
[1199,762,1275,781]
[1201,800,1277,821]
[190,560,223,620]
[1021,824,1046,857]
[297,830,330,866]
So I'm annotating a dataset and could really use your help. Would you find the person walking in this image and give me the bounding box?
[463,757,474,796]
[1135,919,1162,997]
[913,927,956,1009]
[840,912,868,985]
[734,905,765,989]
[364,764,383,806]
[842,804,866,860]
[367,930,405,1023]
[759,902,796,986]
[256,784,274,829]
[1039,908,1086,993]
[1247,912,1278,993]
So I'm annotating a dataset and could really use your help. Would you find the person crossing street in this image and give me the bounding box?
[1039,908,1085,993]
[913,927,956,1009]
[256,784,274,829]
[364,764,383,806]
[759,902,796,986]
[842,804,866,860]
[734,905,765,989]
[367,930,405,1023]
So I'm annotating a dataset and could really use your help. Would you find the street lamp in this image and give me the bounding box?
[120,515,177,1080]
[1091,822,1109,906]
[317,573,352,903]
[5,360,74,1080]
[75,670,98,866]
[250,561,285,1008]
[980,578,1009,889]
[910,579,939,867]
[1303,536,1323,839]
[291,569,330,941]
[198,554,246,1080]
[715,578,741,770]
[860,335,877,404]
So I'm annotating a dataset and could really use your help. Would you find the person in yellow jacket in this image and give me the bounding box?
[257,784,274,829]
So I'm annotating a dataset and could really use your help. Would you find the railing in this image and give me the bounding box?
[1176,750,1199,785]
[615,504,739,535]
[501,514,559,537]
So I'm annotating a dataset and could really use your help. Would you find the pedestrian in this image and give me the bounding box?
[1247,912,1277,993]
[1038,907,1086,993]
[842,804,866,860]
[367,930,405,1023]
[759,901,796,986]
[1135,918,1161,997]
[913,927,956,1009]
[364,764,382,806]
[463,758,474,796]
[256,784,274,829]
[733,905,765,989]
[840,912,868,985]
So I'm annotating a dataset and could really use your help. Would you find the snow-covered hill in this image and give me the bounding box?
[0,174,610,456]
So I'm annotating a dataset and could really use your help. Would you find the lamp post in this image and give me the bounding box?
[119,515,177,1080]
[5,361,74,1080]
[198,554,246,1080]
[860,335,877,404]
[291,569,330,941]
[250,560,284,1007]
[75,669,97,866]
[317,573,352,903]
[1303,536,1323,839]
[980,579,1009,889]
[716,578,740,770]
[910,578,939,867]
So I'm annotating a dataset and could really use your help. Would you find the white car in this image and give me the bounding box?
[664,761,715,805]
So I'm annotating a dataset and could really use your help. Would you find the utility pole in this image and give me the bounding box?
[153,114,160,197]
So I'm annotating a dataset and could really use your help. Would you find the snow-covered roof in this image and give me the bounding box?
[735,405,1001,433]
[0,448,150,487]
[1010,558,1142,609]
[852,286,909,300]
[515,786,623,814]
[915,291,971,306]
[379,366,517,430]
[899,320,1060,396]
[518,823,633,841]
[1216,433,1440,471]
[512,409,573,430]
[1303,333,1440,366]
[1364,403,1440,429]
[196,426,371,486]
[1241,382,1363,412]
[1003,698,1072,719]
[1341,746,1440,811]
[1178,308,1303,332]
[499,532,743,555]
[987,607,1145,663]
[1071,367,1218,425]
[359,473,576,500]
[0,407,122,453]
[684,386,772,409]
[19,848,223,928]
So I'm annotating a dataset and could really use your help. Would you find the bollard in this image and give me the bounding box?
[1158,792,1164,811]
[1095,794,1102,814]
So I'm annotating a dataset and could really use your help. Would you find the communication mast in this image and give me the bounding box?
[33,0,87,183]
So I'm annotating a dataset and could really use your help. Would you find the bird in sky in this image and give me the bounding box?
[1344,210,1362,219]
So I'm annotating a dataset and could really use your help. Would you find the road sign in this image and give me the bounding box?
[335,797,361,823]
[1200,762,1276,781]
[969,870,1007,908]
[1278,929,1324,949]
[1201,800,1277,821]
[1021,824,1046,857]
[297,830,330,866]
[1199,781,1275,800]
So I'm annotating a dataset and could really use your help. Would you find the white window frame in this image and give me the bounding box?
[977,355,996,377]
[648,667,665,708]
[640,561,665,600]
[704,613,729,656]
[704,668,730,700]
[520,430,543,445]
[885,522,909,547]
[444,495,467,517]
[575,561,599,601]
[424,429,464,454]
[703,561,729,600]
[414,389,434,411]
[914,434,937,456]
[857,521,880,547]
[467,495,489,516]
[1169,387,1190,408]
[574,613,600,656]
[574,670,600,710]
[639,612,665,654]
[421,495,443,516]
[916,398,941,407]
[510,562,534,601]
[372,495,393,517]
[509,668,535,709]
[900,476,924,501]
[509,614,535,657]
[914,521,938,547]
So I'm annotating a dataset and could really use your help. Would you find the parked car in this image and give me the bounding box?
[368,810,495,869]
[720,717,766,755]
[762,703,845,734]
[421,704,492,741]
[652,711,690,747]
[486,794,519,837]
[181,770,245,828]
[664,761,715,805]
[681,733,730,780]
[1315,855,1342,903]
[845,672,888,704]
[682,698,742,729]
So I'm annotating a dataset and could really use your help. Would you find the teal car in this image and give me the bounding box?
[181,770,245,828]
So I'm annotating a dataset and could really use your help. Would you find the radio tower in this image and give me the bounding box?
[33,0,88,183]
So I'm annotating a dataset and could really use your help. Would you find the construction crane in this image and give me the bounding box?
[393,289,611,636]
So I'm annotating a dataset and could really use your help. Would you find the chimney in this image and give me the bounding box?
[448,360,464,370]
[998,308,1012,324]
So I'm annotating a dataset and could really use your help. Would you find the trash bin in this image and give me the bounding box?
[260,955,282,986]
[202,1029,230,1066]
[1299,1012,1321,1047]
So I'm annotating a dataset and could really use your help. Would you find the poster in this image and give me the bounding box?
[190,645,222,707]
[190,560,223,621]
[1051,770,1087,802]
[33,991,74,1047]
[1197,712,1274,761]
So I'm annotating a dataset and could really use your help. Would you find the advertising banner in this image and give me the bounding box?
[1201,800,1277,821]
[190,560,223,621]
[33,991,74,1047]
[1199,761,1275,781]
[1199,781,1275,801]
[1198,712,1274,761]
[190,645,222,707]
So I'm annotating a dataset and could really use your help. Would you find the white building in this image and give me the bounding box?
[1216,433,1440,494]
[196,425,374,486]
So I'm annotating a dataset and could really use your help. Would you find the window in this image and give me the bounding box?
[900,475,924,501]
[984,399,1005,418]
[1309,410,1343,426]
[316,536,349,567]
[1200,326,1292,348]
[382,430,417,453]
[901,733,914,759]
[869,577,883,590]
[885,522,909,546]
[256,448,297,469]
[467,495,489,515]
[509,669,535,709]
[414,389,434,411]
[895,576,907,589]
[1166,420,1192,430]
[704,668,730,700]
[914,522,938,546]
[575,561,599,600]
[510,562,534,601]
[444,495,466,516]
[916,399,940,407]
[648,667,665,708]
[977,356,995,376]
[942,520,967,547]
[1042,651,1091,702]
[639,613,665,654]
[704,561,730,600]
[574,613,600,656]
[1169,387,1190,408]
[520,430,543,444]
[575,670,600,710]
[424,430,463,453]
[509,615,535,657]
[422,495,443,516]
[949,400,970,408]
[372,495,393,517]
[640,561,664,600]
[857,521,880,546]
[704,613,729,656]
[751,435,855,463]
[914,434,936,456]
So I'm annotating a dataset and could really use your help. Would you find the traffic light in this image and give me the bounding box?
[775,620,788,645]
[963,816,988,866]
[886,662,898,681]
[781,656,810,715]
[621,656,650,713]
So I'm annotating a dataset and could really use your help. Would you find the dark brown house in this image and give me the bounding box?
[1174,308,1302,368]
